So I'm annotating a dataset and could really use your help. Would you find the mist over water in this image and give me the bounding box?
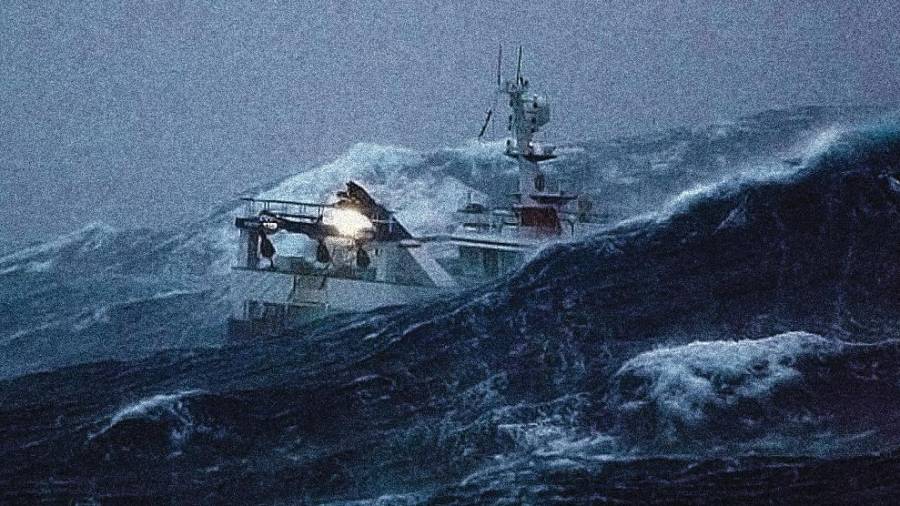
[0,105,879,379]
[2,0,900,243]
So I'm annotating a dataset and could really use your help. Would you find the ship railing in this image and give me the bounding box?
[240,197,333,220]
[236,255,378,282]
[240,197,399,227]
[454,209,517,235]
[450,207,604,241]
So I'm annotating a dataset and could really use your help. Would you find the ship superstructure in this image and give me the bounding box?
[430,46,602,284]
[227,47,603,339]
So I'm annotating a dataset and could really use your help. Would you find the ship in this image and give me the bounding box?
[227,47,605,339]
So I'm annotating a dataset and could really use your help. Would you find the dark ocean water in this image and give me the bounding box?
[2,108,900,503]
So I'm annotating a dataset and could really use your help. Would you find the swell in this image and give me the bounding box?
[0,106,890,381]
[2,122,900,502]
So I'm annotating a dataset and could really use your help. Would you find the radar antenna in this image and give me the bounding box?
[496,43,502,88]
[478,44,504,141]
[515,45,523,83]
[477,109,493,140]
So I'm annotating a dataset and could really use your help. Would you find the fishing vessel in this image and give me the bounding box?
[227,47,604,339]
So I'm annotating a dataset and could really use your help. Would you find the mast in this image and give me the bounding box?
[515,45,522,84]
[502,46,552,205]
[497,46,572,233]
[496,44,502,88]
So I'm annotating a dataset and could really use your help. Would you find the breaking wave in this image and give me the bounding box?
[3,107,900,503]
[610,332,900,456]
[91,389,204,440]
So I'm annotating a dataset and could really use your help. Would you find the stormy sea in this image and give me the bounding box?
[3,106,900,504]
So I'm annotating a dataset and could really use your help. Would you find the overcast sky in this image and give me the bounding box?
[2,0,899,242]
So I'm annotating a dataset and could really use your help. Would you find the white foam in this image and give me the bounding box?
[658,160,799,222]
[442,138,508,159]
[254,142,486,236]
[613,332,842,428]
[25,260,52,273]
[651,127,855,224]
[71,307,110,332]
[798,126,845,161]
[0,222,115,266]
[0,321,58,346]
[91,389,203,440]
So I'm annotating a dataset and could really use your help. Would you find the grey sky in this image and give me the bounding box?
[2,0,899,242]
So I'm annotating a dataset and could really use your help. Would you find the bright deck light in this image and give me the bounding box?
[325,208,374,238]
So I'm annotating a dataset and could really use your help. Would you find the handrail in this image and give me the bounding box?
[240,197,336,208]
[239,196,396,216]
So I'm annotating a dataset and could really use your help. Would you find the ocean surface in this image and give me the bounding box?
[2,106,900,503]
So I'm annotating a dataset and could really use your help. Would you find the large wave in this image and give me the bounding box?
[0,106,883,379]
[610,332,900,456]
[2,107,900,503]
